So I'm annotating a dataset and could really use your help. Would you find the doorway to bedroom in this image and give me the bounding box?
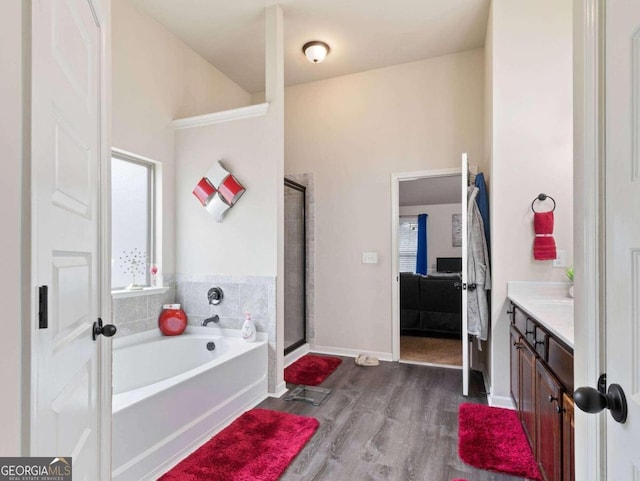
[395,173,463,367]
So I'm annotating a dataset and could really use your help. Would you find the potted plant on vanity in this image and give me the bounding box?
[566,266,574,298]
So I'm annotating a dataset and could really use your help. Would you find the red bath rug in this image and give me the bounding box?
[458,403,542,480]
[284,354,342,386]
[158,408,319,481]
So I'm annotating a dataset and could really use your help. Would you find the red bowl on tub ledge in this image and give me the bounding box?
[158,304,187,336]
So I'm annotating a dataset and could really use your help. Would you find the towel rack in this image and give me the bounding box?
[531,193,556,212]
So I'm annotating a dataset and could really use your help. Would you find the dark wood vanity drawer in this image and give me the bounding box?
[524,317,537,347]
[514,307,528,336]
[548,337,574,392]
[534,326,549,360]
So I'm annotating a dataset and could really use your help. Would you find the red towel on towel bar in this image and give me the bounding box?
[533,211,557,260]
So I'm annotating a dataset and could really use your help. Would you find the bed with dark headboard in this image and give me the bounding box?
[400,257,462,338]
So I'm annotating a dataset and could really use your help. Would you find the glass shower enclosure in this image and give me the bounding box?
[284,179,307,355]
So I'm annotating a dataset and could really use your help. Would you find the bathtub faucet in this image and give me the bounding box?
[202,315,220,326]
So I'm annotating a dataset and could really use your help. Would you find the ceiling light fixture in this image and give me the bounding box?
[302,41,330,63]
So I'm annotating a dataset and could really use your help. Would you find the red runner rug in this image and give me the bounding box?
[158,408,319,481]
[458,403,542,480]
[284,354,342,386]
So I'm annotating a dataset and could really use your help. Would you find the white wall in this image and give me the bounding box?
[112,0,251,275]
[175,116,278,275]
[483,4,493,186]
[399,204,463,272]
[285,49,485,355]
[0,0,23,455]
[488,0,573,405]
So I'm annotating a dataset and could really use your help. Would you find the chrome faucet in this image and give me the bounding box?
[202,315,219,326]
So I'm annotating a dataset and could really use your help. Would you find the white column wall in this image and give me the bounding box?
[487,0,573,405]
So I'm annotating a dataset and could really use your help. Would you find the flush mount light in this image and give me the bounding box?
[302,41,330,63]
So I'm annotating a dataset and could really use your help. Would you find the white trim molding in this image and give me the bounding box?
[172,103,269,130]
[310,343,393,362]
[111,286,169,300]
[111,147,159,166]
[573,0,606,479]
[268,382,288,399]
[488,395,516,410]
[284,343,310,368]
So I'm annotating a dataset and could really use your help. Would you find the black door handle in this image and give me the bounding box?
[93,318,117,341]
[574,382,627,423]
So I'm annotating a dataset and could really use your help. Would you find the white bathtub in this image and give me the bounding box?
[111,327,268,481]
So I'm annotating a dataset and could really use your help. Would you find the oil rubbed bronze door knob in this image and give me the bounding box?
[92,318,118,341]
[574,383,628,424]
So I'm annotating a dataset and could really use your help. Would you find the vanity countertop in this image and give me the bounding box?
[507,281,574,349]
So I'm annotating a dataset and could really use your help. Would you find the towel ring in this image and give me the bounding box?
[531,193,556,213]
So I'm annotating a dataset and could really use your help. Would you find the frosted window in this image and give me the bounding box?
[399,216,418,273]
[111,156,154,289]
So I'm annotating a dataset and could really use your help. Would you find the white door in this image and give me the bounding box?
[31,0,110,478]
[603,0,640,476]
[461,153,469,396]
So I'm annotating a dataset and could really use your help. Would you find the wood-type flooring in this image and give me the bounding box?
[259,358,524,481]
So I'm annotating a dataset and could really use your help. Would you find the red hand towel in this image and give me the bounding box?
[533,211,557,260]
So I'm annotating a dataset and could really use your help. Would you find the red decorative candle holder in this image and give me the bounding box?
[158,304,188,336]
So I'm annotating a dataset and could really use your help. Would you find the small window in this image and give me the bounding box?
[111,153,156,290]
[398,216,418,273]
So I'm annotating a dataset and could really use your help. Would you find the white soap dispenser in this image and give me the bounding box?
[241,312,257,342]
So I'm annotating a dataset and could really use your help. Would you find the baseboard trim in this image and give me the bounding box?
[488,395,515,409]
[268,382,288,398]
[284,343,310,367]
[310,344,392,362]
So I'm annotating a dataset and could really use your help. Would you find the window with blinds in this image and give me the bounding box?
[398,216,418,273]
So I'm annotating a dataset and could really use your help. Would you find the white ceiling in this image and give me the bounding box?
[399,175,462,206]
[127,0,490,94]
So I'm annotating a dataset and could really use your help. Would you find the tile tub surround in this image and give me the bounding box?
[175,274,277,392]
[112,275,176,338]
[507,281,574,347]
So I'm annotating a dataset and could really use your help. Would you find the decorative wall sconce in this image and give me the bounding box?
[192,160,246,222]
[303,41,330,63]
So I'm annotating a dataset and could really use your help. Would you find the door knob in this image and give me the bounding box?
[92,318,117,341]
[574,383,627,423]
